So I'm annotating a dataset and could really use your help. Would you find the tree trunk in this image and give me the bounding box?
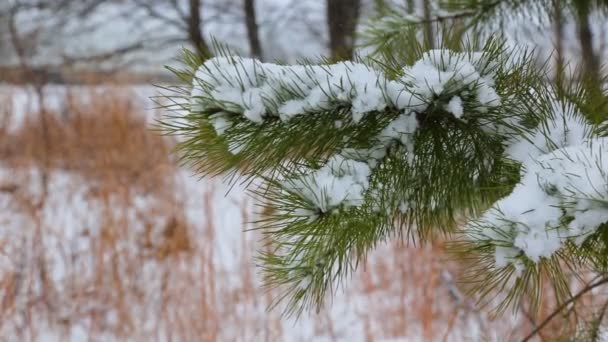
[422,0,434,49]
[244,0,263,59]
[326,0,361,61]
[553,0,564,89]
[574,0,607,123]
[188,0,210,56]
[575,0,599,85]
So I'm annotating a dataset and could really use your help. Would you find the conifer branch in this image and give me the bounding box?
[159,26,607,320]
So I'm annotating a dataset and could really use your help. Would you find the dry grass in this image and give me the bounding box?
[0,86,602,341]
[0,87,173,193]
[0,86,287,341]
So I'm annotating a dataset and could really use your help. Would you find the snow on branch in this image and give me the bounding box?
[190,50,502,135]
[470,137,608,270]
[165,42,608,315]
[185,50,511,221]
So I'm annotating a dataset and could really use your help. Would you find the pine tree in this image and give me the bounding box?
[159,1,608,337]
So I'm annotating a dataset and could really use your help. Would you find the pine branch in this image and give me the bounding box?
[159,35,608,319]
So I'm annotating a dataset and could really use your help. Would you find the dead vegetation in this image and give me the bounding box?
[0,87,173,194]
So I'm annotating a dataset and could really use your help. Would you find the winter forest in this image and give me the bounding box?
[2,0,608,341]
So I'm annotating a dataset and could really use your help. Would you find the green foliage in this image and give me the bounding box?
[159,41,565,316]
[158,2,608,331]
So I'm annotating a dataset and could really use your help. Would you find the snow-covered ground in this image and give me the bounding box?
[0,85,529,341]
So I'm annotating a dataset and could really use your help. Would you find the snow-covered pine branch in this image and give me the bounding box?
[161,39,607,316]
[190,49,500,129]
[474,136,607,269]
[457,94,607,310]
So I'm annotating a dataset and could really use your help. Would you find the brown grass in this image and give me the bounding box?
[0,88,173,194]
[0,66,174,85]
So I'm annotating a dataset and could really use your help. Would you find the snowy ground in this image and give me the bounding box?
[0,85,527,341]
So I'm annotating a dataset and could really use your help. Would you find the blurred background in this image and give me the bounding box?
[1,0,607,341]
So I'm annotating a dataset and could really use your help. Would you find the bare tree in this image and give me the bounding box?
[0,16,9,61]
[553,0,565,88]
[0,0,164,81]
[422,0,434,49]
[187,0,210,55]
[244,0,263,59]
[326,0,361,60]
[1,0,375,80]
[574,0,600,86]
[131,0,211,55]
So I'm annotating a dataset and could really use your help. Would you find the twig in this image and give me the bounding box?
[522,276,608,342]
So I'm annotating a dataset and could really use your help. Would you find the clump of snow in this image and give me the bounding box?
[507,97,592,163]
[383,82,427,111]
[190,49,502,127]
[208,112,233,135]
[285,111,421,214]
[445,96,464,118]
[341,145,387,167]
[471,137,608,267]
[379,112,419,146]
[378,112,419,161]
[398,201,410,214]
[191,57,396,124]
[400,49,501,114]
[283,155,372,213]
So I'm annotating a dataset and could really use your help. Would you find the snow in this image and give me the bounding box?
[190,49,502,133]
[281,111,418,215]
[401,49,501,113]
[378,112,419,161]
[472,137,608,266]
[507,97,592,164]
[208,112,233,135]
[0,166,501,341]
[380,112,419,145]
[284,155,372,213]
[445,96,464,118]
[191,57,395,125]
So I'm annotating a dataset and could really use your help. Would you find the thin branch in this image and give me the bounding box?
[132,0,187,29]
[60,41,145,64]
[522,276,608,342]
[168,0,187,22]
